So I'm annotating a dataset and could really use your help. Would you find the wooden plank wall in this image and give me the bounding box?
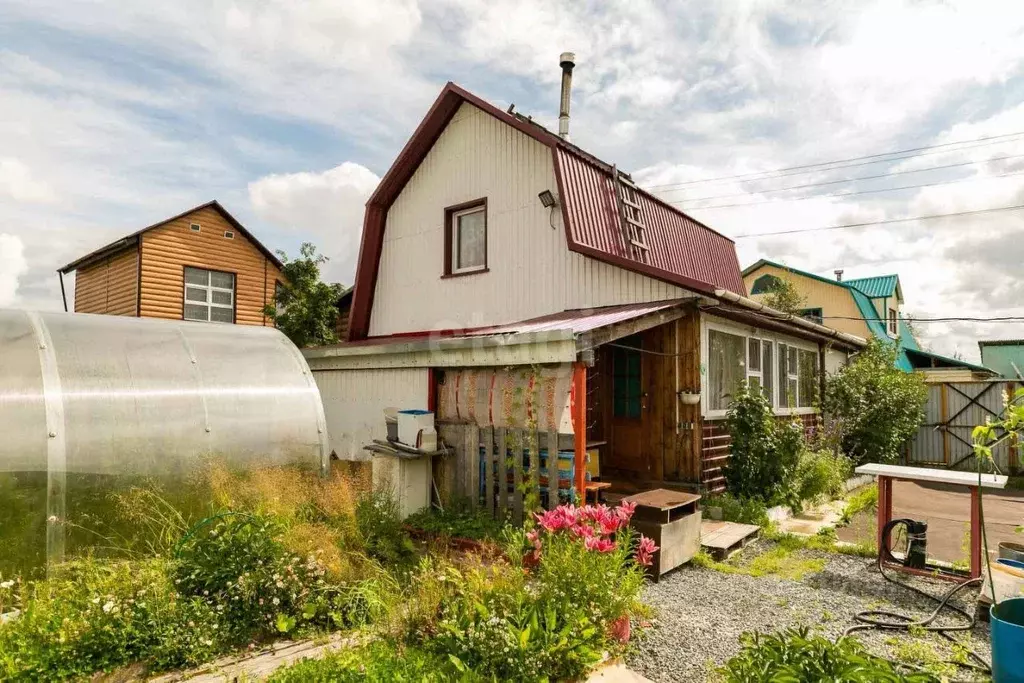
[436,423,573,523]
[139,206,282,325]
[73,248,138,315]
[701,413,821,493]
[677,307,702,482]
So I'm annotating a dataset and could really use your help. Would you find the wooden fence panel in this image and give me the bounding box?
[512,429,524,525]
[482,426,494,516]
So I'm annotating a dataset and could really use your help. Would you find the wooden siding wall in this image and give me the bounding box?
[368,102,690,336]
[701,413,820,493]
[73,248,138,315]
[743,264,870,340]
[138,206,282,325]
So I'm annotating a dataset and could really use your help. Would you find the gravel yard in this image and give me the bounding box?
[628,540,992,682]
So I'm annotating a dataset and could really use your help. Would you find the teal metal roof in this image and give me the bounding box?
[904,347,995,374]
[898,315,920,352]
[843,274,899,298]
[978,340,1024,379]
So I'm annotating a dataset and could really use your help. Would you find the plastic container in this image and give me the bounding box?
[982,559,1024,604]
[1001,542,1024,564]
[991,597,1024,682]
[398,410,434,447]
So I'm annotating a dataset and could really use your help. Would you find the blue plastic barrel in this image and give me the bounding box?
[998,558,1024,571]
[991,597,1024,682]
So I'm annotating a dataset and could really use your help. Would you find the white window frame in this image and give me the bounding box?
[183,267,235,324]
[450,205,487,274]
[888,307,898,336]
[701,316,819,418]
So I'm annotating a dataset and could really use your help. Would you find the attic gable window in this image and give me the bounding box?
[888,308,898,335]
[183,266,235,323]
[444,199,487,276]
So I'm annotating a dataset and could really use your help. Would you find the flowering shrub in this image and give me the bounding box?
[0,559,225,680]
[424,503,656,681]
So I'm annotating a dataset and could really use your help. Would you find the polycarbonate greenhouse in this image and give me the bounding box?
[0,310,329,576]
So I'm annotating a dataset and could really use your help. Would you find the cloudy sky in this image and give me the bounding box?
[2,0,1023,360]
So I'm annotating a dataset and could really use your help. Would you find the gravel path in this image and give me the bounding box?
[628,540,992,682]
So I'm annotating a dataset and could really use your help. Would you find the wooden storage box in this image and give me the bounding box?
[624,489,702,581]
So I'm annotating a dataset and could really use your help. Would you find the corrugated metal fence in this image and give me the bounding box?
[907,380,1020,473]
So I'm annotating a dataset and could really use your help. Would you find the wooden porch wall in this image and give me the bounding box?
[701,413,821,493]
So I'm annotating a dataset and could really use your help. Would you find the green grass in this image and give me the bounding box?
[404,503,507,541]
[691,537,826,581]
[838,483,877,526]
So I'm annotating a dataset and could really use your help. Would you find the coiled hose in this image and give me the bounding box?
[844,518,991,676]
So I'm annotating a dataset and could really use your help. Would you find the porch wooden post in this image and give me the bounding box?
[573,362,587,503]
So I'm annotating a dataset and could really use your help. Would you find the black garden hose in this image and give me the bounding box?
[844,518,991,676]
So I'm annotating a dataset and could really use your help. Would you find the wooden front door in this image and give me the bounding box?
[610,335,645,475]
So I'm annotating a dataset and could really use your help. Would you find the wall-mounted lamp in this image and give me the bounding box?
[538,190,559,230]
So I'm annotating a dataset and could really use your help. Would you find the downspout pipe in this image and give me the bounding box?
[713,288,867,349]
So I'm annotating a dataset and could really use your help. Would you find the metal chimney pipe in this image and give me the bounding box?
[558,52,575,140]
[834,269,844,282]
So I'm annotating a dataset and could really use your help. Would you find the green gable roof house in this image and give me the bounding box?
[978,340,1024,379]
[743,259,995,380]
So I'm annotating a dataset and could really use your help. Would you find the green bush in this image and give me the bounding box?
[824,339,927,465]
[724,382,802,503]
[355,490,416,570]
[786,449,852,512]
[267,641,471,682]
[0,559,226,680]
[404,501,506,541]
[702,493,770,527]
[722,627,938,682]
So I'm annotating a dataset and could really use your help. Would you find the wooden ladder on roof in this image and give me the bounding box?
[612,166,650,263]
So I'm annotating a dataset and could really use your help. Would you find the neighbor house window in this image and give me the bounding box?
[799,307,823,324]
[708,330,746,411]
[888,308,897,335]
[444,199,487,275]
[612,335,642,419]
[183,267,235,323]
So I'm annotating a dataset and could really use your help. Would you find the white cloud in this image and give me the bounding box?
[0,234,29,307]
[0,158,56,203]
[249,163,381,285]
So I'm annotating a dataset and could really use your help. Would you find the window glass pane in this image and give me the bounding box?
[211,290,232,306]
[456,209,486,270]
[798,350,819,408]
[762,342,773,404]
[787,378,799,406]
[210,271,234,289]
[185,286,207,303]
[709,330,746,411]
[184,267,208,286]
[184,303,208,321]
[209,307,233,323]
[612,335,642,419]
[777,343,788,406]
[748,338,761,372]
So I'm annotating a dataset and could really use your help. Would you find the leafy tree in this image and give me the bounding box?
[760,276,806,314]
[724,381,803,502]
[264,243,343,348]
[823,338,927,465]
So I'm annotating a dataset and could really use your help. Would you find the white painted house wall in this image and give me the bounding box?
[310,366,429,461]
[368,102,688,337]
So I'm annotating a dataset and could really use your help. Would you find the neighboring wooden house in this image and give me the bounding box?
[743,260,993,380]
[304,80,866,503]
[59,201,285,327]
[335,286,354,340]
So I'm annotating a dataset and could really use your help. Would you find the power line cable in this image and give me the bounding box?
[644,130,1024,190]
[731,203,1024,238]
[677,169,1024,211]
[661,153,1024,203]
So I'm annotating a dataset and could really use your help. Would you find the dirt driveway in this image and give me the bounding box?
[837,480,1024,564]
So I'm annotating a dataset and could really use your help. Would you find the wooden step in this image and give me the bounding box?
[701,521,761,560]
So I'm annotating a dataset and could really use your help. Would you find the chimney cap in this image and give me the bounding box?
[560,52,576,68]
[834,269,844,282]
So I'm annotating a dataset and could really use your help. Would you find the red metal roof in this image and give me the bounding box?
[469,300,688,336]
[348,82,745,340]
[554,149,745,294]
